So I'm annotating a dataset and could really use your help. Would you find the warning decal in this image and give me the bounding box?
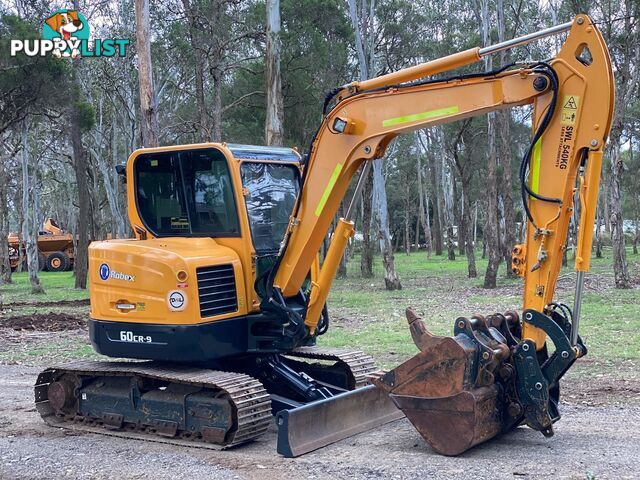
[560,95,580,126]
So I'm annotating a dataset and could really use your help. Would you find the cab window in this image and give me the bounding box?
[135,148,240,237]
[240,162,300,253]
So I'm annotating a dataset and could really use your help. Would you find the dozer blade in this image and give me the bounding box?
[276,384,404,457]
[372,307,585,456]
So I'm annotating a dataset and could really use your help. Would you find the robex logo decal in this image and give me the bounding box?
[99,263,135,282]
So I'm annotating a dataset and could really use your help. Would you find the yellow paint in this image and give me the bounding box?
[382,106,459,127]
[314,163,343,216]
[530,137,542,195]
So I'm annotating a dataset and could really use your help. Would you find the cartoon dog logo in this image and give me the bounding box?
[44,10,85,58]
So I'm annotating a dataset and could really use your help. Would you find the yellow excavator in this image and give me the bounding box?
[35,15,613,457]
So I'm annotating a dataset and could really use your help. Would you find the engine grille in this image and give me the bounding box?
[196,264,238,318]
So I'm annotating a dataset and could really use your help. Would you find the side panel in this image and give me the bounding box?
[88,237,248,325]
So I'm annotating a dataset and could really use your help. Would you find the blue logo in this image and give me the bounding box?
[99,263,110,281]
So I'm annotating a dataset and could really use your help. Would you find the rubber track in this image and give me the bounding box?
[34,360,272,449]
[287,347,379,388]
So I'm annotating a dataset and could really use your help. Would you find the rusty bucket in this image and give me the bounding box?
[372,308,520,456]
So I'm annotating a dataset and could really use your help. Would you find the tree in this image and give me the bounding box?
[265,0,284,146]
[598,1,638,289]
[20,121,44,294]
[134,0,159,147]
[496,0,517,278]
[475,0,501,288]
[440,121,478,277]
[347,0,401,290]
[0,137,19,284]
[181,0,209,142]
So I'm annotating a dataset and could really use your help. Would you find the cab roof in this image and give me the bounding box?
[227,143,300,163]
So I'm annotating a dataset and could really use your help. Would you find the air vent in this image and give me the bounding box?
[196,264,238,318]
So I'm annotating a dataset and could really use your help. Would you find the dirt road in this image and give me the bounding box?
[1,364,638,480]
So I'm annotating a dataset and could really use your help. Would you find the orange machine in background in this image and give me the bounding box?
[9,218,74,272]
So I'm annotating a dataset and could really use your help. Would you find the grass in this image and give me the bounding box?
[323,247,640,369]
[0,248,638,372]
[0,271,89,304]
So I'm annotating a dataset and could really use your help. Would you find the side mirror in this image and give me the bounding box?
[115,164,126,183]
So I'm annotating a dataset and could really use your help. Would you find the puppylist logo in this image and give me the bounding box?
[10,9,129,59]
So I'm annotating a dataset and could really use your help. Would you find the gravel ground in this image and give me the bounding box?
[1,364,638,480]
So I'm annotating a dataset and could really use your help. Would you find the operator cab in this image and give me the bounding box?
[133,144,300,254]
[89,143,308,362]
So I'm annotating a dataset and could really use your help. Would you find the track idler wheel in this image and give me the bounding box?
[372,308,518,455]
[47,374,80,413]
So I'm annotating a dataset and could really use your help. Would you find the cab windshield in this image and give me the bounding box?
[240,162,300,254]
[134,148,240,237]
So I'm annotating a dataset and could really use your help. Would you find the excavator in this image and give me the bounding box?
[35,15,613,457]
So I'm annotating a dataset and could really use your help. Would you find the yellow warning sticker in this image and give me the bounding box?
[560,95,580,126]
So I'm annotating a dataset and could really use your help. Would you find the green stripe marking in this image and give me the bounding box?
[315,163,344,216]
[382,105,460,127]
[531,137,542,195]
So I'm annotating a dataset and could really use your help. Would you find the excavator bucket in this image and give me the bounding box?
[372,307,584,456]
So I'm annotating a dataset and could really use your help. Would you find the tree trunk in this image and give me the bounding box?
[360,166,374,277]
[495,0,516,279]
[477,0,500,288]
[483,111,501,288]
[595,201,603,258]
[72,99,90,289]
[373,159,402,290]
[457,182,465,256]
[0,153,12,284]
[457,170,477,278]
[416,145,432,258]
[182,0,209,141]
[609,130,631,288]
[135,0,159,147]
[442,157,456,261]
[265,0,284,146]
[21,123,44,294]
[633,208,639,255]
[428,149,443,256]
[462,190,477,278]
[347,0,400,290]
[404,181,411,255]
[211,67,223,142]
[497,110,516,277]
[93,101,127,239]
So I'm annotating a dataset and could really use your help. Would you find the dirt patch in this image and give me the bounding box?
[0,364,639,480]
[0,313,86,332]
[1,299,89,308]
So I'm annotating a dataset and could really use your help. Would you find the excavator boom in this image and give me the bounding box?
[268,14,613,455]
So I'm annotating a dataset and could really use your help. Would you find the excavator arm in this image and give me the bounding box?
[272,15,614,456]
[271,14,613,339]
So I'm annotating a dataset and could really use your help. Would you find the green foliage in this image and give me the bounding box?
[0,14,70,133]
[74,101,96,133]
